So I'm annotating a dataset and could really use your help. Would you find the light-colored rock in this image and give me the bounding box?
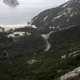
[60,67,80,80]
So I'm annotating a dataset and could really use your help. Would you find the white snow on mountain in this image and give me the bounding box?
[61,55,66,59]
[54,15,63,20]
[62,3,68,8]
[70,12,74,17]
[68,50,80,57]
[43,16,48,21]
[41,31,53,51]
[27,59,38,64]
[41,31,53,40]
[44,40,51,52]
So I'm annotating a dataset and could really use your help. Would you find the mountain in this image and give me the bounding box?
[32,0,80,34]
[0,0,80,80]
[30,0,80,79]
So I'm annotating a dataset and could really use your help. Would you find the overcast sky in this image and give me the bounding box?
[0,0,68,25]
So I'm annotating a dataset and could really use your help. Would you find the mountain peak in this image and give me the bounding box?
[32,0,80,34]
[70,0,80,2]
[69,0,80,5]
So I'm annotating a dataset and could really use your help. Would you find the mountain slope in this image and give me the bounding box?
[32,0,80,34]
[0,0,80,80]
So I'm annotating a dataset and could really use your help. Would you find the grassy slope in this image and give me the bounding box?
[0,25,80,80]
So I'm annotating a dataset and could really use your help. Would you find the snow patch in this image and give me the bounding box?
[41,31,53,52]
[43,16,48,21]
[61,55,66,59]
[32,25,37,29]
[70,13,74,17]
[44,40,51,52]
[62,3,68,8]
[41,31,53,40]
[32,16,39,22]
[69,50,80,57]
[54,15,62,20]
[27,59,37,64]
[49,26,55,30]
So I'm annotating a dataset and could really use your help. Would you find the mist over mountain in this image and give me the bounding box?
[0,0,66,25]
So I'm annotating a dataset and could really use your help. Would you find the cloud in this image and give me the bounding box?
[0,0,67,24]
[18,0,66,8]
[3,0,19,7]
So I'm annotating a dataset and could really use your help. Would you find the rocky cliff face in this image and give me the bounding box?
[32,0,80,34]
[30,0,80,80]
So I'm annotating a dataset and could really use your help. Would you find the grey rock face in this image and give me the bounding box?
[32,0,80,34]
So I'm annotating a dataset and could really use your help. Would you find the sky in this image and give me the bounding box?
[0,0,69,25]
